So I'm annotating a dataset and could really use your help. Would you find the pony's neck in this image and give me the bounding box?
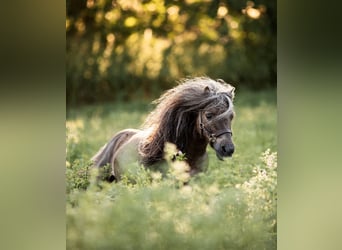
[183,129,208,168]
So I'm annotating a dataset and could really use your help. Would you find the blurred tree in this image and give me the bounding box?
[66,0,276,105]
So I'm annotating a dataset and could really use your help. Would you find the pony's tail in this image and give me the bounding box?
[91,129,138,181]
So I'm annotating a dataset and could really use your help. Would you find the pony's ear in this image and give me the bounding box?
[216,79,226,84]
[216,79,235,99]
[228,86,235,99]
[204,86,211,94]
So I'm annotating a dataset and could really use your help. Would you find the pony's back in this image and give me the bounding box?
[91,129,139,168]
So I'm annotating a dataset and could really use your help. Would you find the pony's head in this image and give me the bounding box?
[197,82,235,160]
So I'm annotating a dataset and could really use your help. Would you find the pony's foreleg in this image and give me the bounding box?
[91,129,139,181]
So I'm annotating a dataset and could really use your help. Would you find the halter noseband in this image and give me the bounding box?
[199,111,232,143]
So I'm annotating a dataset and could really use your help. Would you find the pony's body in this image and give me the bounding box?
[92,77,236,181]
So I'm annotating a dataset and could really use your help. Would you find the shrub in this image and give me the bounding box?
[66,147,277,249]
[66,91,277,249]
[66,0,276,106]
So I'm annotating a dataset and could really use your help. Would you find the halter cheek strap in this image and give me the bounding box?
[199,112,232,143]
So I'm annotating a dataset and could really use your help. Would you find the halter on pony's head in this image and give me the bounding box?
[198,83,235,159]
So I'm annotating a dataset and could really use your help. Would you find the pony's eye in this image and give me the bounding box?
[205,113,213,120]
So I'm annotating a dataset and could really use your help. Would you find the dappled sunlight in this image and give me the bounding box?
[143,28,153,40]
[66,19,71,31]
[124,16,138,27]
[199,16,219,40]
[98,33,115,76]
[185,0,205,4]
[229,19,239,29]
[104,9,121,24]
[67,0,276,105]
[167,5,180,21]
[117,0,142,12]
[91,33,101,54]
[217,5,228,18]
[95,10,104,24]
[126,31,171,79]
[74,18,86,34]
[86,0,95,9]
[244,7,261,19]
[242,1,266,20]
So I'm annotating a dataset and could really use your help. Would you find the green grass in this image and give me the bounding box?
[66,89,277,250]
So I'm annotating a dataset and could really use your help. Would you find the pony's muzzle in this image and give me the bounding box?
[221,143,234,157]
[213,141,234,160]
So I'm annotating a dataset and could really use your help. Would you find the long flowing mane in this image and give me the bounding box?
[139,77,235,166]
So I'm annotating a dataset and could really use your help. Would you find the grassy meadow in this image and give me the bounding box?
[66,89,277,249]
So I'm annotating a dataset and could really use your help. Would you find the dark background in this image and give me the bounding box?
[66,0,276,106]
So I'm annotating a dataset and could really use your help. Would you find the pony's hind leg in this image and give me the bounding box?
[91,129,140,182]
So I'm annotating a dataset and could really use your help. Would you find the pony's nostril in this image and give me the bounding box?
[222,145,234,155]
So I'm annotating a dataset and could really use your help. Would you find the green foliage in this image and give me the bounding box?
[66,89,277,249]
[66,0,276,106]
